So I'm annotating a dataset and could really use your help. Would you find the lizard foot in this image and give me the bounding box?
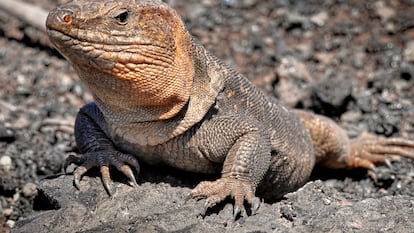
[348,132,414,170]
[189,177,260,220]
[64,151,140,195]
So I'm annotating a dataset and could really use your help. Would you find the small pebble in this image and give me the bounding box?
[3,208,13,217]
[0,156,12,172]
[310,11,328,26]
[375,1,395,20]
[403,40,414,63]
[22,182,38,198]
[6,220,15,228]
[323,198,332,205]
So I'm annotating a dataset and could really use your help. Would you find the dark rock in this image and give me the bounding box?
[13,178,414,233]
[282,181,414,232]
[311,75,353,117]
[275,56,314,107]
[0,123,16,143]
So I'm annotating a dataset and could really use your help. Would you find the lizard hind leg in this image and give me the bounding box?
[293,110,414,171]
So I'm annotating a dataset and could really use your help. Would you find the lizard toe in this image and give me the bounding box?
[349,134,414,170]
[64,153,86,173]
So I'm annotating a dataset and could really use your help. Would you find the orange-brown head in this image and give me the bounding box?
[46,0,194,121]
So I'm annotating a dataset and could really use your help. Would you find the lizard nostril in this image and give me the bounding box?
[46,8,76,30]
[63,14,72,23]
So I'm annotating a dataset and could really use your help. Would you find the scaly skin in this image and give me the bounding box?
[46,0,414,218]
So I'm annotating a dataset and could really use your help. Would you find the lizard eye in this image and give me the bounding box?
[114,10,129,25]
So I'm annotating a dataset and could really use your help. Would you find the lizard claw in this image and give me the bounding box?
[384,159,393,169]
[201,201,210,216]
[101,166,113,195]
[233,204,242,221]
[64,150,140,195]
[119,164,138,187]
[189,177,258,220]
[251,197,261,215]
[73,166,88,190]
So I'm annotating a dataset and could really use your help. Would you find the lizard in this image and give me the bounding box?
[45,0,414,218]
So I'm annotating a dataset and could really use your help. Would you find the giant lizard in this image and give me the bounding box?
[45,0,414,218]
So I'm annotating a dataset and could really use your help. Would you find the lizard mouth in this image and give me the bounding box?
[47,29,105,61]
[47,28,173,69]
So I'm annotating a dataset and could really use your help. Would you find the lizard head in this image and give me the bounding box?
[46,0,195,121]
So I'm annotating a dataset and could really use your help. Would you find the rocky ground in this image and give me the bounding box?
[0,0,414,232]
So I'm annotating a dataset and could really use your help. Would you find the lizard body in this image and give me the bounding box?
[46,0,414,217]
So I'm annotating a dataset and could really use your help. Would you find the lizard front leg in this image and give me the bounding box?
[187,116,271,219]
[64,103,140,194]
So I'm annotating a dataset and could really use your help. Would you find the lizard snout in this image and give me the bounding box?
[46,7,77,32]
